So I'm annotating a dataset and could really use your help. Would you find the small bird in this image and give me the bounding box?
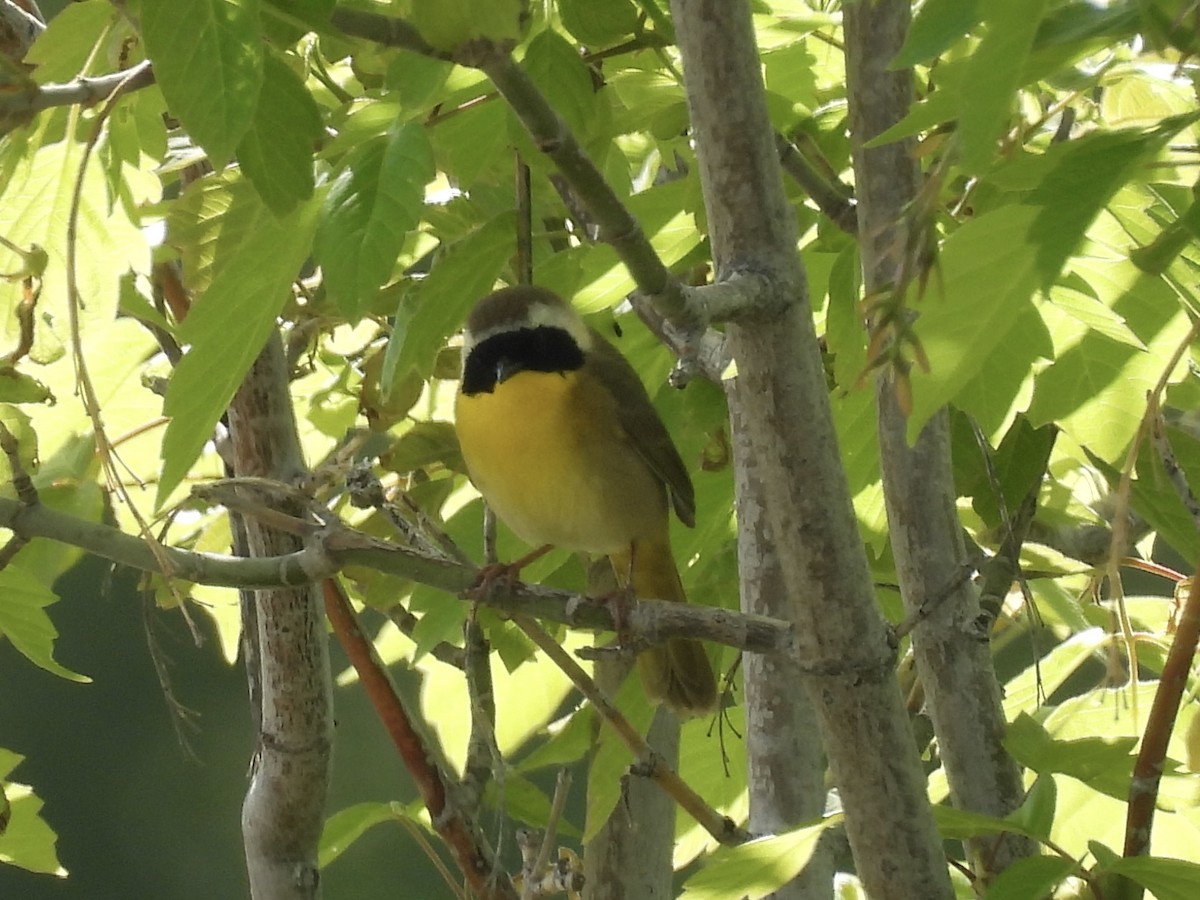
[454,285,718,717]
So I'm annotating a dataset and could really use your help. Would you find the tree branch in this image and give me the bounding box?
[326,4,776,328]
[0,60,156,134]
[1123,566,1200,867]
[323,578,516,899]
[775,132,858,235]
[0,494,793,655]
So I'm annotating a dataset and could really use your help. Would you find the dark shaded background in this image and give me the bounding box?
[0,557,448,899]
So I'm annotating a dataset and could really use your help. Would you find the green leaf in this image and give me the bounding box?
[1046,284,1146,352]
[1102,856,1200,900]
[517,706,595,773]
[962,416,1056,528]
[559,0,640,46]
[0,141,148,338]
[158,179,321,505]
[574,176,704,311]
[315,121,435,319]
[0,750,64,876]
[1004,714,1136,802]
[483,771,580,835]
[891,0,982,68]
[675,710,750,863]
[25,0,118,84]
[1132,192,1200,275]
[140,0,265,168]
[1008,773,1057,840]
[523,29,598,139]
[1131,425,1200,562]
[959,0,1050,173]
[382,213,514,385]
[931,805,1043,844]
[1024,126,1184,288]
[428,96,509,188]
[410,0,523,51]
[1003,628,1109,718]
[0,563,88,682]
[983,854,1078,900]
[0,369,51,405]
[907,205,1044,438]
[1028,265,1187,461]
[385,51,454,110]
[237,49,322,215]
[319,801,404,868]
[679,818,840,900]
[382,421,462,474]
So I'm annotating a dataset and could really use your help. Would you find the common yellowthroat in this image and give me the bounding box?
[454,286,718,717]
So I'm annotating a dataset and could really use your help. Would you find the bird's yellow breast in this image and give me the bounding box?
[455,368,668,554]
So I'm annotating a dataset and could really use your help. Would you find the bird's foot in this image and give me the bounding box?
[466,544,554,600]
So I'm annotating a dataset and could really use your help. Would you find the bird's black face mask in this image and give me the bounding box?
[462,326,585,395]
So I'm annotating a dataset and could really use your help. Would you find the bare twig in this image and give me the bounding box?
[1123,567,1200,867]
[1104,317,1200,724]
[1149,398,1200,532]
[510,613,750,846]
[0,417,35,569]
[775,132,858,234]
[1,60,156,133]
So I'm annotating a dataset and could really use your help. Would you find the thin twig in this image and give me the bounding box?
[511,613,750,846]
[1149,398,1200,532]
[1123,567,1200,867]
[1,60,156,132]
[0,417,35,568]
[1104,317,1200,724]
[775,132,858,234]
[64,56,180,593]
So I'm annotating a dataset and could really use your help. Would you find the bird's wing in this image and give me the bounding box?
[587,329,696,527]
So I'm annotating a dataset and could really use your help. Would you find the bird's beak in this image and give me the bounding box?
[495,356,524,384]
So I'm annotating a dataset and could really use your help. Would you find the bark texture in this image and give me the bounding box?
[228,334,333,900]
[669,1,955,897]
[732,401,832,900]
[842,0,1034,879]
[583,657,678,899]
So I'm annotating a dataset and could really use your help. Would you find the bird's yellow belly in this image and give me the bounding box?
[455,370,667,554]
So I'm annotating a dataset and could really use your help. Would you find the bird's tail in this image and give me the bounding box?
[611,535,718,718]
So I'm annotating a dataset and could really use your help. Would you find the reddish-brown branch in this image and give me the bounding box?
[1123,566,1200,859]
[320,578,518,900]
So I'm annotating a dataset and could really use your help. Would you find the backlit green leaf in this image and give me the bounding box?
[1102,856,1200,900]
[891,0,982,68]
[140,0,264,168]
[559,0,640,46]
[158,179,321,505]
[959,0,1049,173]
[680,818,840,900]
[315,121,435,319]
[237,49,322,215]
[0,563,88,682]
[382,213,514,385]
[0,749,64,876]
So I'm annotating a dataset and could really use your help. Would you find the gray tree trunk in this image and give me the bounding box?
[842,0,1035,881]
[733,400,833,900]
[228,334,333,900]
[584,658,677,899]
[669,1,955,897]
